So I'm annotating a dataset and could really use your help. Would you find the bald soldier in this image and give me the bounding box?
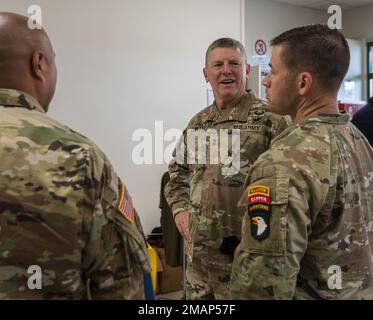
[231,25,373,299]
[0,13,150,299]
[165,38,289,299]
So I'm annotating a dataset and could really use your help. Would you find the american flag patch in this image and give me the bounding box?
[118,182,134,223]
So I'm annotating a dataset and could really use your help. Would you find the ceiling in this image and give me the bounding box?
[272,0,373,10]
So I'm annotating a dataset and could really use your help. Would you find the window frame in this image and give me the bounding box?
[367,41,373,100]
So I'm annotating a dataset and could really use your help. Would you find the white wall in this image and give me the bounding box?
[344,4,373,40]
[1,0,242,235]
[245,0,328,65]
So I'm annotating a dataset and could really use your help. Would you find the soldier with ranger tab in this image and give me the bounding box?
[165,37,289,299]
[0,12,150,299]
[231,24,373,299]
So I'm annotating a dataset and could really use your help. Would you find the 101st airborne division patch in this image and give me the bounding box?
[248,185,271,241]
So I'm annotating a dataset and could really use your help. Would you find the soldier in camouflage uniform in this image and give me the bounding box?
[0,12,150,299]
[165,38,289,299]
[231,25,373,299]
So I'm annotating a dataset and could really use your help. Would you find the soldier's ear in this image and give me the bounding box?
[245,63,250,80]
[203,68,209,83]
[298,72,313,96]
[31,50,48,81]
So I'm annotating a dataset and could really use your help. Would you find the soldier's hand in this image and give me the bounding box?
[234,243,241,257]
[175,210,191,242]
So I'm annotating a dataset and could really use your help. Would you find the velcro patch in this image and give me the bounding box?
[118,182,134,223]
[248,185,271,241]
[248,194,270,205]
[248,185,269,196]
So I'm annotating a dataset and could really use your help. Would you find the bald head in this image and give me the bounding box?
[0,12,57,111]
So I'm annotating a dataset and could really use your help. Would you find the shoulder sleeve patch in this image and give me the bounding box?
[249,185,270,197]
[248,185,271,241]
[118,180,134,224]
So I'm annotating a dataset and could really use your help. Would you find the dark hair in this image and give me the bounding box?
[271,24,350,93]
[368,96,373,104]
[205,37,247,66]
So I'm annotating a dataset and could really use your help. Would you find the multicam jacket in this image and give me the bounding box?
[231,114,373,299]
[0,89,150,299]
[165,90,289,271]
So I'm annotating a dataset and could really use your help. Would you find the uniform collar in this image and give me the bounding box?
[303,113,350,125]
[203,90,258,124]
[0,88,46,114]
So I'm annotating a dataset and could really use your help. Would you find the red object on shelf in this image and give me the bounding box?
[338,102,365,118]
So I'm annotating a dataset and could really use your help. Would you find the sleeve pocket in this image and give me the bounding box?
[241,177,289,256]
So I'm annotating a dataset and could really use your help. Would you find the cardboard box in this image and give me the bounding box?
[156,247,183,294]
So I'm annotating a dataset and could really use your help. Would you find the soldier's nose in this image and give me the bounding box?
[262,75,270,87]
[222,63,232,75]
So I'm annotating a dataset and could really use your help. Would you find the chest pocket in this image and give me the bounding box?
[240,176,289,256]
[240,126,268,159]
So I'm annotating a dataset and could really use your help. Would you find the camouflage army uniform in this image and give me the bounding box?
[0,89,151,299]
[231,113,373,299]
[165,90,289,299]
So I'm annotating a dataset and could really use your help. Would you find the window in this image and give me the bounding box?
[367,42,373,100]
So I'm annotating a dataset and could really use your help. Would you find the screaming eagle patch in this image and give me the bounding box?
[248,185,271,241]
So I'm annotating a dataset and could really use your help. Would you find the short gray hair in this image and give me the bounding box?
[205,37,247,66]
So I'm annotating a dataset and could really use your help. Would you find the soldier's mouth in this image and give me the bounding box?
[220,79,235,84]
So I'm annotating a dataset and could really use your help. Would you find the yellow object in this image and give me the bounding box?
[147,243,157,293]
